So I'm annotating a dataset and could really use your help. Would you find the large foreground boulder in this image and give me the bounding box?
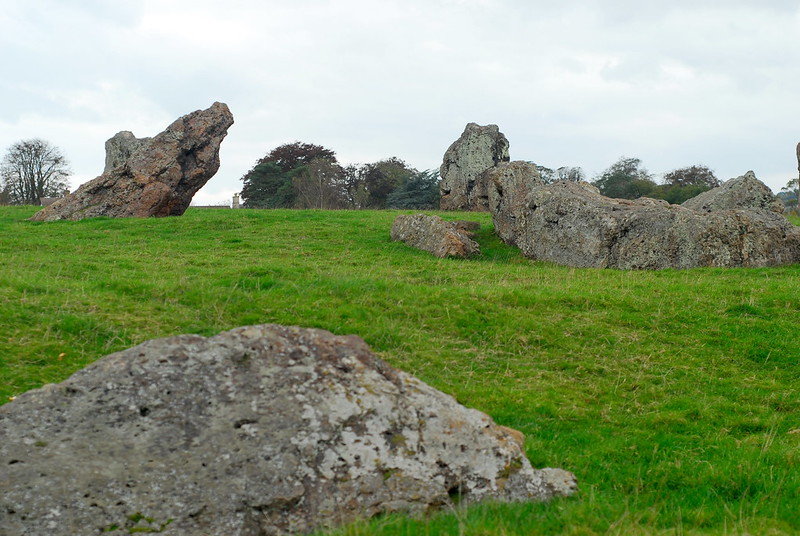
[439,123,510,211]
[489,173,800,269]
[31,102,234,221]
[391,213,481,258]
[0,324,576,536]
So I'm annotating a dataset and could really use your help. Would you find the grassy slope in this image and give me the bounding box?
[1,205,799,535]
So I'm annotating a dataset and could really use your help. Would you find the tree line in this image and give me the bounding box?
[239,142,439,210]
[240,144,731,211]
[589,156,722,204]
[3,136,799,213]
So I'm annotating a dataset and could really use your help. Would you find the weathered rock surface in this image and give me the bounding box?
[103,131,151,173]
[391,213,481,258]
[31,102,233,221]
[489,174,800,269]
[0,324,576,536]
[440,123,510,211]
[486,161,545,245]
[682,170,784,214]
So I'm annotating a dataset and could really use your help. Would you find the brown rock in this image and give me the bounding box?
[0,324,576,536]
[31,102,234,221]
[452,220,482,233]
[391,213,481,258]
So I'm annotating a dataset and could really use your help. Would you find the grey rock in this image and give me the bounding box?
[491,177,800,269]
[391,213,481,258]
[682,170,784,214]
[103,131,151,173]
[38,197,61,207]
[440,123,510,211]
[31,102,233,221]
[0,324,576,536]
[486,161,545,246]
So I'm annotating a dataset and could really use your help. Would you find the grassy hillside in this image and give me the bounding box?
[1,205,799,535]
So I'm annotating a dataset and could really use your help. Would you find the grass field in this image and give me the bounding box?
[1,205,799,535]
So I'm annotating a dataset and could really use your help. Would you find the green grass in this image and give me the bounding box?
[2,205,800,535]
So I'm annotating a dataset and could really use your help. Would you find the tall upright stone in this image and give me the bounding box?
[796,141,800,180]
[439,123,510,211]
[31,102,234,221]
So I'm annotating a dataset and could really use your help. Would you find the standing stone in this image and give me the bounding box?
[486,161,545,246]
[797,142,800,178]
[440,123,510,211]
[0,324,576,536]
[30,102,234,221]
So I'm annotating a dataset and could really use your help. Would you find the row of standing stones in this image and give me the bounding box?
[4,106,577,535]
[29,102,798,269]
[394,122,800,269]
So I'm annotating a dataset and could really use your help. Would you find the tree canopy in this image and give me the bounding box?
[292,157,349,209]
[240,161,296,209]
[654,165,720,204]
[781,178,799,214]
[662,165,720,189]
[592,157,656,199]
[1,139,71,205]
[361,158,415,209]
[257,142,336,173]
[241,142,342,209]
[240,143,440,210]
[386,169,440,209]
[592,158,719,204]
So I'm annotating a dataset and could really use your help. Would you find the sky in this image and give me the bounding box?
[2,0,800,205]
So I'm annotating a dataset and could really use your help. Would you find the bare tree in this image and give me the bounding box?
[292,157,348,209]
[555,166,585,182]
[533,163,585,184]
[0,139,71,205]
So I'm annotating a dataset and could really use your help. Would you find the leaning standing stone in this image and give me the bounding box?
[31,102,234,221]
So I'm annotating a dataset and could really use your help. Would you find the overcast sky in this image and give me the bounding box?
[2,0,799,205]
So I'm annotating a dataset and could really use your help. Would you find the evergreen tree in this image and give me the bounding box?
[386,170,440,209]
